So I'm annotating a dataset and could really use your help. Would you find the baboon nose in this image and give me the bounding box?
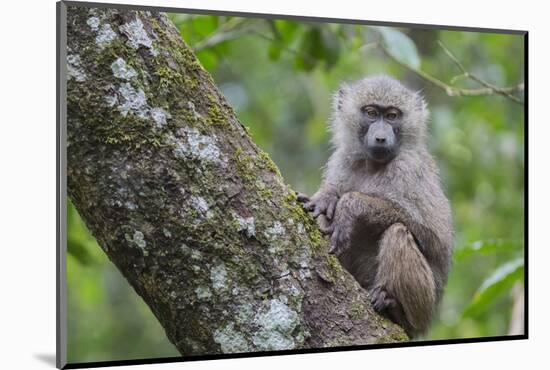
[375,137,386,144]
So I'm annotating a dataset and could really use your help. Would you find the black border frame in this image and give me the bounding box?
[56,1,528,369]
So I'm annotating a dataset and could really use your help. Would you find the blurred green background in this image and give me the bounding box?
[67,12,525,363]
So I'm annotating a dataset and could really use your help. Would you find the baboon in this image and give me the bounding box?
[299,75,453,337]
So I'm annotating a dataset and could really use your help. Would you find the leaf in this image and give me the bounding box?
[454,239,522,260]
[68,236,95,265]
[274,20,299,43]
[196,50,219,71]
[373,27,421,69]
[295,28,322,71]
[294,27,342,71]
[190,15,219,38]
[67,200,99,265]
[462,258,524,318]
[268,42,282,61]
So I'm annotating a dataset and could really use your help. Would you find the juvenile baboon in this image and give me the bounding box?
[299,75,453,337]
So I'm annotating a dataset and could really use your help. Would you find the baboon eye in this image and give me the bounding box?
[385,109,401,121]
[362,106,378,118]
[386,112,398,121]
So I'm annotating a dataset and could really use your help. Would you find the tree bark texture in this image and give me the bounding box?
[65,4,407,356]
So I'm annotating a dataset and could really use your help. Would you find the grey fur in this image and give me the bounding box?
[302,75,453,337]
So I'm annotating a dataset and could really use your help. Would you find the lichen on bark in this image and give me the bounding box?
[65,4,407,356]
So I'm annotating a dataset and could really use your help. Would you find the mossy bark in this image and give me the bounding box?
[65,4,407,356]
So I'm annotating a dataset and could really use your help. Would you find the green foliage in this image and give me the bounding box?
[67,12,525,362]
[462,258,524,318]
[373,27,421,68]
[67,200,99,265]
[453,236,524,322]
[454,239,521,260]
[294,26,341,70]
[268,20,299,61]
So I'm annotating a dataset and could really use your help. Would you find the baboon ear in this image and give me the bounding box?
[337,89,344,111]
[414,91,427,111]
[335,83,348,111]
[414,91,430,123]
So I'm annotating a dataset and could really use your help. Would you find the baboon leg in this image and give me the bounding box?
[370,223,436,336]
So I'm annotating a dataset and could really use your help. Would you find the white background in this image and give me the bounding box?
[0,0,545,368]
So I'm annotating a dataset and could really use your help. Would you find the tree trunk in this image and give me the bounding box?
[65,4,407,356]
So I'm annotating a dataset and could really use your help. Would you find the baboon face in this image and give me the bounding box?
[334,75,427,164]
[358,104,402,163]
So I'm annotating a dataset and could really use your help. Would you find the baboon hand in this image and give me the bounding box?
[370,285,397,313]
[327,213,354,255]
[299,188,339,220]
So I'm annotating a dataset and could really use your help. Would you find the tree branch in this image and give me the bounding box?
[190,20,524,106]
[377,42,524,105]
[193,18,256,52]
[437,41,524,104]
[65,5,407,357]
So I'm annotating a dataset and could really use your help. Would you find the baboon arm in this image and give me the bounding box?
[338,192,437,255]
[338,192,411,234]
